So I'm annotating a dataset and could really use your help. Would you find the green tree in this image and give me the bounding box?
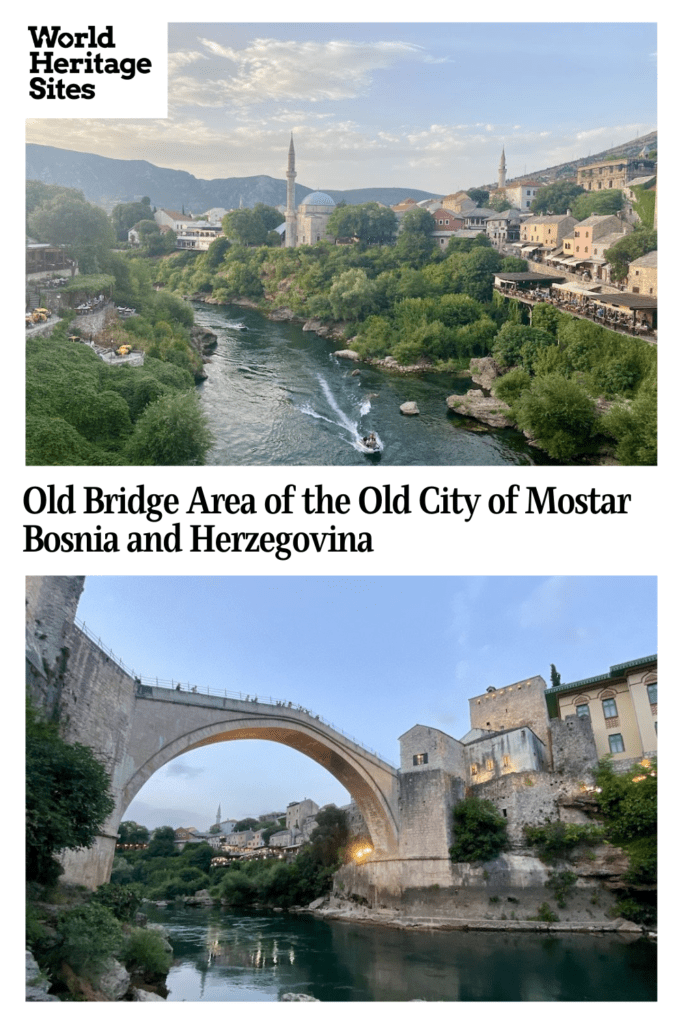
[601,372,657,465]
[466,188,489,206]
[125,392,213,465]
[232,817,261,832]
[26,699,115,884]
[514,373,597,461]
[395,207,436,265]
[117,821,150,845]
[604,228,657,282]
[306,806,350,868]
[29,196,115,273]
[328,268,379,320]
[570,189,624,221]
[26,180,85,220]
[449,798,509,863]
[531,181,585,214]
[488,193,513,213]
[593,757,657,845]
[146,826,177,858]
[550,664,561,687]
[111,198,153,240]
[459,246,503,302]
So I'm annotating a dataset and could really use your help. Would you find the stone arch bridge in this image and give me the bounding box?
[123,682,399,858]
[26,577,399,887]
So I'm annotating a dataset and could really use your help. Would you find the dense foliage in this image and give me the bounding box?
[604,228,657,282]
[449,798,509,863]
[593,757,657,924]
[26,323,212,465]
[26,699,115,884]
[523,821,605,863]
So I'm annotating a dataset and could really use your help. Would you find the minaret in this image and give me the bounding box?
[216,804,221,827]
[498,146,506,190]
[285,133,297,248]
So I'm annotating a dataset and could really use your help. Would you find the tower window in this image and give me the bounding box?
[413,753,428,766]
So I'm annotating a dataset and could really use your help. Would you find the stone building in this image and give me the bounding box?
[520,214,578,253]
[577,156,656,192]
[627,251,657,296]
[486,208,521,248]
[284,136,336,247]
[571,214,630,262]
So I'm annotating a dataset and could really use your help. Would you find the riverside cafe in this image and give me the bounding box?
[550,281,657,336]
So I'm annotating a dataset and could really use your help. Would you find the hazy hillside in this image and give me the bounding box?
[491,131,657,188]
[25,144,436,213]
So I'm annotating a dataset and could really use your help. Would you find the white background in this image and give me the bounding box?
[9,3,675,1019]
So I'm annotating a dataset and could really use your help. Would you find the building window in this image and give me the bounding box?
[413,753,428,766]
[503,755,510,767]
[602,697,618,719]
[608,733,625,754]
[647,682,658,705]
[486,759,493,771]
[576,703,590,717]
[471,764,478,775]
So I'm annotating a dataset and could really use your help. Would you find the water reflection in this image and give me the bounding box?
[147,904,655,1002]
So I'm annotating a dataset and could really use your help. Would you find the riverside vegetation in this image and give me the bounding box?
[26,186,656,463]
[447,757,656,927]
[26,681,656,999]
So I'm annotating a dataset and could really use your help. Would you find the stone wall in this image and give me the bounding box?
[397,768,465,860]
[471,771,594,847]
[550,713,599,778]
[469,676,551,750]
[26,576,85,719]
[466,726,548,779]
[399,724,466,774]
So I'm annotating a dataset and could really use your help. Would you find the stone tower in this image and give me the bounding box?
[285,134,297,248]
[498,146,506,190]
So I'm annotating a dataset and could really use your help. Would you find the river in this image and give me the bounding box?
[194,303,554,466]
[146,904,656,1002]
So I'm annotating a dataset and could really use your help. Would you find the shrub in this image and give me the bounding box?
[91,882,144,922]
[531,902,559,923]
[449,798,509,863]
[122,928,172,978]
[57,903,123,974]
[523,820,605,863]
[545,870,577,908]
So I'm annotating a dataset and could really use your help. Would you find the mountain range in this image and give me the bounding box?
[26,144,435,213]
[26,131,656,215]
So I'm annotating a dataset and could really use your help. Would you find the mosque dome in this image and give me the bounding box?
[300,191,336,208]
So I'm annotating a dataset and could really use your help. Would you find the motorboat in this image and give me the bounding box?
[358,432,381,454]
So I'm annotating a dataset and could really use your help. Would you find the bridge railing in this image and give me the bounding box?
[75,617,397,767]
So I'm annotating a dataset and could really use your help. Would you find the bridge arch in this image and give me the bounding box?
[120,687,399,858]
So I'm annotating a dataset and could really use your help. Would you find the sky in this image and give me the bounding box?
[25,22,657,195]
[74,576,657,832]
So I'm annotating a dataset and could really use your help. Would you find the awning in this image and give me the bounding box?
[521,244,539,252]
[589,257,607,264]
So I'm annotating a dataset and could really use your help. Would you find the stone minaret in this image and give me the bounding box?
[216,804,222,827]
[285,134,297,248]
[498,146,506,190]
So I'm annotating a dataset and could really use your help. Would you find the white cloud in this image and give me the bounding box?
[167,37,438,108]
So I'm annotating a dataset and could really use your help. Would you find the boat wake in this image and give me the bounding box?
[299,374,384,453]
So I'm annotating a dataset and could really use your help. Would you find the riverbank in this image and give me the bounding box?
[297,893,650,936]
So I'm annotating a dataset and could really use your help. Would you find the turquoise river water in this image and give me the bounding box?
[194,303,555,466]
[146,904,656,1002]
